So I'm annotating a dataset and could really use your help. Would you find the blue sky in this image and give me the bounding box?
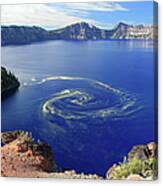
[1,1,155,30]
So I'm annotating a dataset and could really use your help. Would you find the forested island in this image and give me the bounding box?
[1,66,20,98]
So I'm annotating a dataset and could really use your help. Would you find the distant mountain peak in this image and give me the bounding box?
[117,22,129,28]
[118,22,129,26]
[79,21,94,28]
[66,21,96,29]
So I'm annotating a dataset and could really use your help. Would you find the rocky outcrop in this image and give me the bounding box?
[1,131,56,177]
[106,142,157,180]
[1,66,20,98]
[1,130,101,179]
[1,22,157,46]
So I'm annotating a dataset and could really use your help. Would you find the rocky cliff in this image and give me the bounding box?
[1,22,157,46]
[111,22,157,40]
[50,22,113,40]
[1,131,101,179]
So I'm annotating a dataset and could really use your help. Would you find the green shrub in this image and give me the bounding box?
[111,157,157,179]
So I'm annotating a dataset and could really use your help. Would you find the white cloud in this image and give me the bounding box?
[55,2,128,12]
[1,4,82,29]
[1,3,128,29]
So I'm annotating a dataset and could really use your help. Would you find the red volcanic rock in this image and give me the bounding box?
[17,143,29,153]
[1,131,56,177]
[1,130,101,179]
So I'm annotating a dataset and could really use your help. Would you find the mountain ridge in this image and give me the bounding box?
[1,22,157,46]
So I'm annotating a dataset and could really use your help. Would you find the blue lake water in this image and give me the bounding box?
[1,40,157,176]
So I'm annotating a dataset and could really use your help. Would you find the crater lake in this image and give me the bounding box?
[1,40,157,176]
